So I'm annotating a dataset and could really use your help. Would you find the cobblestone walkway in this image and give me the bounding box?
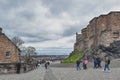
[51,67,120,80]
[44,68,57,80]
[0,65,120,80]
[0,67,45,80]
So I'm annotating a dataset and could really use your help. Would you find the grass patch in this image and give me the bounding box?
[62,50,86,63]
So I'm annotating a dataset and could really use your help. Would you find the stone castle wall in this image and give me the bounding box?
[74,12,120,53]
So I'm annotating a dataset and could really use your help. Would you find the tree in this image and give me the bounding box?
[26,46,36,56]
[23,46,37,63]
[20,46,37,56]
[20,46,27,56]
[12,36,24,48]
[20,46,37,63]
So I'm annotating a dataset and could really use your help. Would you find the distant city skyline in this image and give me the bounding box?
[36,48,73,55]
[0,0,120,55]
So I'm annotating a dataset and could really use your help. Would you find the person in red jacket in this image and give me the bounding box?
[83,56,88,70]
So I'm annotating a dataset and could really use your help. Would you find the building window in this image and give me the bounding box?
[5,51,11,58]
[113,32,119,38]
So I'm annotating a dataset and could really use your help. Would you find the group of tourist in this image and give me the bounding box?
[76,56,88,70]
[93,55,102,68]
[76,55,111,72]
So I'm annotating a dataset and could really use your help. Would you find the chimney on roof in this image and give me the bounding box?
[0,27,2,34]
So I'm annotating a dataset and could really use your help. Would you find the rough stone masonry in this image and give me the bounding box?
[74,11,120,57]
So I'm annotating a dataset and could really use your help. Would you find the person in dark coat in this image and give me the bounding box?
[96,56,102,68]
[16,62,21,74]
[104,56,111,72]
[45,62,48,69]
[93,55,97,68]
[76,60,81,70]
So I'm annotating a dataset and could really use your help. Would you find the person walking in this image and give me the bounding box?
[45,62,48,69]
[16,62,21,74]
[104,56,111,72]
[76,60,81,70]
[83,57,88,70]
[97,55,102,68]
[93,55,97,68]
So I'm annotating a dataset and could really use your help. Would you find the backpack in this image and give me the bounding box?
[107,59,110,65]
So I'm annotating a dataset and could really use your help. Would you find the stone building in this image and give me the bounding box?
[0,27,20,63]
[74,12,120,54]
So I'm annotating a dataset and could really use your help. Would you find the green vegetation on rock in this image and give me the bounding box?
[62,50,86,63]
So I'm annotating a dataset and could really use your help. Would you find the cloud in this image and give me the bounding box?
[0,0,120,55]
[23,35,75,48]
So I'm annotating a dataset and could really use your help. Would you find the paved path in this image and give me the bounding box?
[49,59,120,80]
[1,67,120,80]
[0,67,45,80]
[44,68,57,80]
[0,59,120,80]
[51,67,120,80]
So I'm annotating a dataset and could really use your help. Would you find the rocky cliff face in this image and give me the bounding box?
[74,12,120,57]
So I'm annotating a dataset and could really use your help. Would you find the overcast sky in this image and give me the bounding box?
[0,0,120,55]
